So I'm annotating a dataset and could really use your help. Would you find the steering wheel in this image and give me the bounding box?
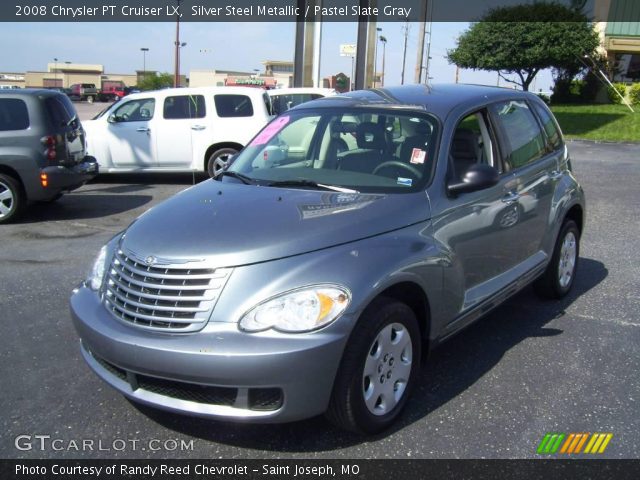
[372,160,422,179]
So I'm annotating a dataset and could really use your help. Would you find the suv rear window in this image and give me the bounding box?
[0,98,29,131]
[214,94,254,117]
[44,94,77,128]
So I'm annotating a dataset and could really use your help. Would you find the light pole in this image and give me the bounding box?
[53,58,58,87]
[379,36,387,87]
[173,0,183,88]
[140,48,149,81]
[373,27,382,87]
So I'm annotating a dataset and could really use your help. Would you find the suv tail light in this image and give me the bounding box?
[40,135,57,162]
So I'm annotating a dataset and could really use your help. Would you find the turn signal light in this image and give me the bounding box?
[40,173,48,188]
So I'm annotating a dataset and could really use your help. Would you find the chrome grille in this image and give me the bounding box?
[104,249,231,332]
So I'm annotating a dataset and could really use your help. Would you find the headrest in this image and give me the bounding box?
[355,122,387,150]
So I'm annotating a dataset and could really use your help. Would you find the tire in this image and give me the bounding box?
[0,173,25,224]
[113,95,119,102]
[534,219,580,299]
[326,298,421,434]
[87,95,94,104]
[206,147,238,178]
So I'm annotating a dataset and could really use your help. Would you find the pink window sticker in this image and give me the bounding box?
[250,115,291,146]
[410,148,427,165]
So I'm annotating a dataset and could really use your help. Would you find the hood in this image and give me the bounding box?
[120,180,430,267]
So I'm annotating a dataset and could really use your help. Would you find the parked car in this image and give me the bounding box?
[82,86,273,177]
[268,87,336,115]
[69,83,99,103]
[71,84,584,433]
[46,86,73,97]
[0,89,98,223]
[98,84,126,102]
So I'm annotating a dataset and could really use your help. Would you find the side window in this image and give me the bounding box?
[490,100,546,170]
[450,111,495,180]
[112,98,155,122]
[214,95,254,118]
[163,95,206,119]
[0,98,29,131]
[532,102,563,151]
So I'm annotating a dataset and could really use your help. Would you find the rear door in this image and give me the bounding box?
[488,99,555,266]
[155,94,207,168]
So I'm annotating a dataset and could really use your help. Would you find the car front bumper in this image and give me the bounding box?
[70,285,350,423]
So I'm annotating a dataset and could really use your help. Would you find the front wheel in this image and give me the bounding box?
[206,148,238,178]
[326,298,421,434]
[534,219,580,299]
[86,95,94,104]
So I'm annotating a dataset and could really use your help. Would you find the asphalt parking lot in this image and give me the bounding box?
[1,141,638,459]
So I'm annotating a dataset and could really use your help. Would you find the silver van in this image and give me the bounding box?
[71,85,585,433]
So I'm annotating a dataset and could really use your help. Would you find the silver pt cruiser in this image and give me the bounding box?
[71,84,585,434]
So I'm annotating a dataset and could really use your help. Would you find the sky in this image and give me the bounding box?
[0,21,554,92]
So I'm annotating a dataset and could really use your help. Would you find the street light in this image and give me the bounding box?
[53,57,58,87]
[373,27,382,87]
[140,48,149,80]
[379,35,387,87]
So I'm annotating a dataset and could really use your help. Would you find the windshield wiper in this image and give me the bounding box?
[266,179,358,193]
[218,171,257,185]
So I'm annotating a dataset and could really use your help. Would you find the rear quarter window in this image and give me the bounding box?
[214,94,254,118]
[0,98,29,131]
[490,100,546,170]
[44,94,77,128]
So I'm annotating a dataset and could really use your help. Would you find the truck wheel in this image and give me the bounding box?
[207,148,238,178]
[326,298,421,434]
[87,96,94,104]
[0,173,25,224]
[534,219,580,299]
[113,95,119,102]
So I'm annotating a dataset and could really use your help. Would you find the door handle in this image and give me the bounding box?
[549,170,563,180]
[501,192,520,204]
[136,127,150,132]
[191,125,206,131]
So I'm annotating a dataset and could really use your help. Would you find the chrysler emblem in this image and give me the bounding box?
[145,255,157,266]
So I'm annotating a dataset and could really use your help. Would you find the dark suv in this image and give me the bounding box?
[0,89,98,223]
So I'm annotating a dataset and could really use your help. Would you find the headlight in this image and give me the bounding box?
[88,245,108,291]
[239,285,351,333]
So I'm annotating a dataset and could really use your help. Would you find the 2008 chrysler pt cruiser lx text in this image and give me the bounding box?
[70,84,585,434]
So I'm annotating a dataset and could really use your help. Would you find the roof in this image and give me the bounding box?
[125,85,269,101]
[294,83,536,118]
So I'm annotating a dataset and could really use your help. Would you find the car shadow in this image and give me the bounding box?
[131,257,607,452]
[17,193,153,223]
[90,173,209,186]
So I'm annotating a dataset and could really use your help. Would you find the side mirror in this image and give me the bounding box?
[107,114,118,124]
[447,164,499,196]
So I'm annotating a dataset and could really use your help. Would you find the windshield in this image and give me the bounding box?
[226,108,439,193]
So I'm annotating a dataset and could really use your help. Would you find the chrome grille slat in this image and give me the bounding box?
[103,250,231,332]
[106,278,215,302]
[106,287,211,313]
[109,269,222,291]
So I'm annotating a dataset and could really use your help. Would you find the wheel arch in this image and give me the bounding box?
[203,142,243,171]
[357,281,432,355]
[565,203,584,235]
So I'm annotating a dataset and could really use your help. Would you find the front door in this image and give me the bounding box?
[106,97,156,168]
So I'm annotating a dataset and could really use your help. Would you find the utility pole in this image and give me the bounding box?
[414,0,428,83]
[455,65,459,84]
[173,0,182,88]
[380,35,387,87]
[401,22,409,85]
[373,27,382,87]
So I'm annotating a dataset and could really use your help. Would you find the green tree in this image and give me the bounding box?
[447,2,600,91]
[137,72,174,91]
